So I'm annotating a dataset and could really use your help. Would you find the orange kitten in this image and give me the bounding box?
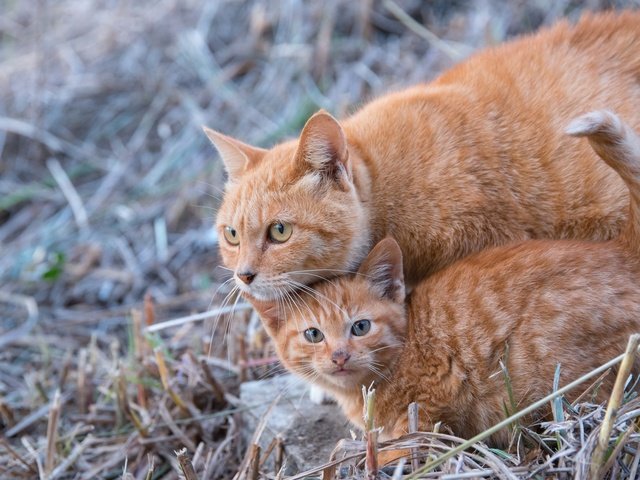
[251,111,640,447]
[207,12,640,301]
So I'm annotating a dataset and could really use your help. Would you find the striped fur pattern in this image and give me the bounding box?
[208,12,640,301]
[251,111,640,448]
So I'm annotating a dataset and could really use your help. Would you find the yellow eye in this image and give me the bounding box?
[268,221,293,243]
[223,226,240,245]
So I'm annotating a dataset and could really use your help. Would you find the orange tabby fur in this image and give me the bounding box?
[208,12,640,301]
[251,111,640,448]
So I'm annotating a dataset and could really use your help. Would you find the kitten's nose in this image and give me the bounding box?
[237,272,256,285]
[332,349,351,367]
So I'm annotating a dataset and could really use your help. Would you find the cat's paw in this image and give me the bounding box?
[565,110,620,138]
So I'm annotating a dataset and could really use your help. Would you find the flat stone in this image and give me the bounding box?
[239,374,352,474]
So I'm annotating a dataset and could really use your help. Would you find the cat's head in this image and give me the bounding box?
[251,238,407,393]
[206,111,370,300]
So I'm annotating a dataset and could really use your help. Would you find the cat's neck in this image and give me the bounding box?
[344,144,375,270]
[342,88,471,281]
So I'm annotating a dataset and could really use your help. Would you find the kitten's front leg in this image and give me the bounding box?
[377,417,413,466]
[377,448,410,467]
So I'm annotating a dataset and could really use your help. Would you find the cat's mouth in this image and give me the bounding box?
[236,281,283,301]
[235,276,302,301]
[236,272,335,301]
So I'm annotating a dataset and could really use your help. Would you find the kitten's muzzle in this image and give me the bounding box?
[237,271,256,284]
[331,349,351,366]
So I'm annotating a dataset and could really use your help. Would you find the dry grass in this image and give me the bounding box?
[1,0,640,478]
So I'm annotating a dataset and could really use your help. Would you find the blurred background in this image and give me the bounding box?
[1,1,639,478]
[5,0,640,314]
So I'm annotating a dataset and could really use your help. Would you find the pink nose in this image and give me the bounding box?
[237,272,256,285]
[332,350,351,366]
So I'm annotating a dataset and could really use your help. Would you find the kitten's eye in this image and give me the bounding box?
[303,328,324,343]
[223,226,240,245]
[268,221,293,243]
[351,320,371,337]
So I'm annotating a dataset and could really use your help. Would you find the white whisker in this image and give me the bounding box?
[288,279,351,319]
[206,283,239,357]
[368,343,404,355]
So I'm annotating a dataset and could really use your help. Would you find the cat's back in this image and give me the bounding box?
[432,11,640,161]
[404,239,640,431]
[344,11,639,267]
[349,11,640,140]
[411,239,640,365]
[417,239,640,312]
[436,11,640,98]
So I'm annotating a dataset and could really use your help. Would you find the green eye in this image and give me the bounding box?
[223,226,240,245]
[351,320,371,337]
[303,328,324,343]
[268,221,293,243]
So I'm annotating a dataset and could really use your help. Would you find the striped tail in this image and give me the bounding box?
[567,110,640,255]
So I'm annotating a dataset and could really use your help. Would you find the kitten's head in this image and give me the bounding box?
[251,238,407,393]
[206,111,370,301]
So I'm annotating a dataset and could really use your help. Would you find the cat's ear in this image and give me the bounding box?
[202,127,267,182]
[357,238,405,303]
[296,110,351,186]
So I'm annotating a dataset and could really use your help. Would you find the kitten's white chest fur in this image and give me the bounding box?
[309,384,333,404]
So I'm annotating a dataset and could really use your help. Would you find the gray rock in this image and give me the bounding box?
[239,374,353,474]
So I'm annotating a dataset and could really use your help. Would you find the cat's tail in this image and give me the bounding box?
[566,110,640,256]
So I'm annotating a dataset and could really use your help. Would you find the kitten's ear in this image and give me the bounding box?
[202,127,267,182]
[357,238,405,303]
[296,110,351,186]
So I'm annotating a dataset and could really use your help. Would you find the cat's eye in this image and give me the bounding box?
[268,221,293,243]
[223,226,240,245]
[351,320,371,337]
[303,328,324,343]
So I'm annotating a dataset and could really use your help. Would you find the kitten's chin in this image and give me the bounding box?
[322,369,369,391]
[332,370,353,377]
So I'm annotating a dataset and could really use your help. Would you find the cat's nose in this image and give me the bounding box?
[332,350,351,366]
[237,272,256,284]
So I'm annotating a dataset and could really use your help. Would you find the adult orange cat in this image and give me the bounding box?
[251,110,640,447]
[207,12,640,301]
